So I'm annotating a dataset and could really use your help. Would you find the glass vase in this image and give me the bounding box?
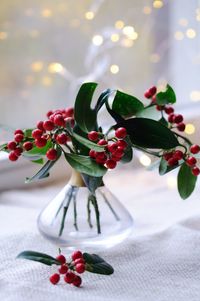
[37,170,133,250]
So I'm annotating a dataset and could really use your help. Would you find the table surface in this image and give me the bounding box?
[1,167,200,301]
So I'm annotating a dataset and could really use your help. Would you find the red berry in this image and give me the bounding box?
[164,106,174,115]
[151,94,157,104]
[56,254,66,264]
[14,147,23,157]
[46,110,53,118]
[177,123,185,132]
[111,155,121,162]
[49,273,60,285]
[43,120,55,131]
[65,117,75,128]
[168,158,178,166]
[174,114,183,124]
[65,107,74,118]
[37,121,44,131]
[14,129,23,135]
[8,151,18,162]
[71,251,83,261]
[115,127,127,139]
[168,113,175,123]
[149,86,157,96]
[46,148,57,161]
[32,129,43,139]
[190,144,200,154]
[97,139,107,146]
[163,152,173,161]
[144,90,151,99]
[23,141,33,151]
[53,114,65,127]
[186,157,197,167]
[15,134,24,142]
[64,272,76,284]
[75,263,85,274]
[106,159,117,169]
[74,258,85,265]
[96,156,107,164]
[173,150,184,160]
[89,149,96,158]
[107,142,118,153]
[88,131,99,141]
[117,140,127,149]
[58,264,68,274]
[73,275,82,287]
[7,141,17,150]
[113,148,124,158]
[156,105,164,111]
[95,152,106,159]
[35,138,47,148]
[56,133,68,144]
[192,166,200,176]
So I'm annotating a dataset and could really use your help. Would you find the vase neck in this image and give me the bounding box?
[68,169,86,187]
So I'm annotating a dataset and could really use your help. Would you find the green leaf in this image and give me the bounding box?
[72,133,105,152]
[74,82,97,132]
[0,143,7,151]
[106,102,124,123]
[159,117,168,127]
[83,253,114,275]
[112,90,144,117]
[81,174,103,193]
[17,251,61,266]
[136,105,161,120]
[95,89,113,112]
[178,162,197,199]
[156,84,176,105]
[116,118,179,149]
[64,153,107,177]
[120,137,133,164]
[25,148,61,183]
[24,129,34,138]
[31,158,44,165]
[159,157,181,175]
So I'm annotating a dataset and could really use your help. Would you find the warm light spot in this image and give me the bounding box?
[150,53,160,63]
[85,11,94,20]
[143,6,152,15]
[0,32,8,40]
[121,38,134,47]
[41,76,52,86]
[153,0,163,9]
[110,64,119,74]
[115,20,124,29]
[48,63,64,73]
[186,28,196,39]
[174,31,184,40]
[139,155,151,167]
[190,91,200,102]
[31,61,44,72]
[196,15,200,22]
[185,124,195,135]
[129,31,138,40]
[111,33,119,42]
[29,30,39,38]
[167,176,177,189]
[92,35,103,46]
[123,26,135,36]
[41,9,52,18]
[178,18,188,27]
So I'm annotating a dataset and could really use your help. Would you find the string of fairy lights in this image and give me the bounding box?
[0,0,200,189]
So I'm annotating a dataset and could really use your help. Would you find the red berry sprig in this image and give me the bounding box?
[88,127,128,169]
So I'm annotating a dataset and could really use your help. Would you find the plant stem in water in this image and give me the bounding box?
[99,190,120,221]
[59,186,74,236]
[90,193,101,234]
[87,196,93,228]
[72,188,78,231]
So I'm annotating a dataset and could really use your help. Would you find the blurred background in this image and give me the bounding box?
[0,0,200,189]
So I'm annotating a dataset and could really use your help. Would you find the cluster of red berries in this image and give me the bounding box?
[163,144,200,176]
[144,86,185,132]
[88,127,128,169]
[49,250,86,287]
[7,107,74,162]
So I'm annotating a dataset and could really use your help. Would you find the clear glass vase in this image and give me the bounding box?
[37,170,133,250]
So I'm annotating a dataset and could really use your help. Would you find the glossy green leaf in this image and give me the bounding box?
[64,153,107,177]
[0,143,7,151]
[74,82,97,132]
[31,158,44,165]
[159,117,168,127]
[112,90,144,116]
[83,253,114,275]
[81,174,103,193]
[24,129,34,138]
[136,105,163,120]
[72,133,105,152]
[17,251,61,266]
[116,118,179,149]
[178,162,197,199]
[95,89,113,112]
[156,84,176,105]
[120,137,133,164]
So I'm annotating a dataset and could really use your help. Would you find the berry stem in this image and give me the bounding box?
[87,196,93,228]
[89,193,101,234]
[132,145,162,157]
[99,190,120,221]
[173,132,192,146]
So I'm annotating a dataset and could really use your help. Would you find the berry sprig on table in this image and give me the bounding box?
[17,249,114,288]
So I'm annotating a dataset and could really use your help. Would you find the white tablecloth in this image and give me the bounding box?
[1,168,200,301]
